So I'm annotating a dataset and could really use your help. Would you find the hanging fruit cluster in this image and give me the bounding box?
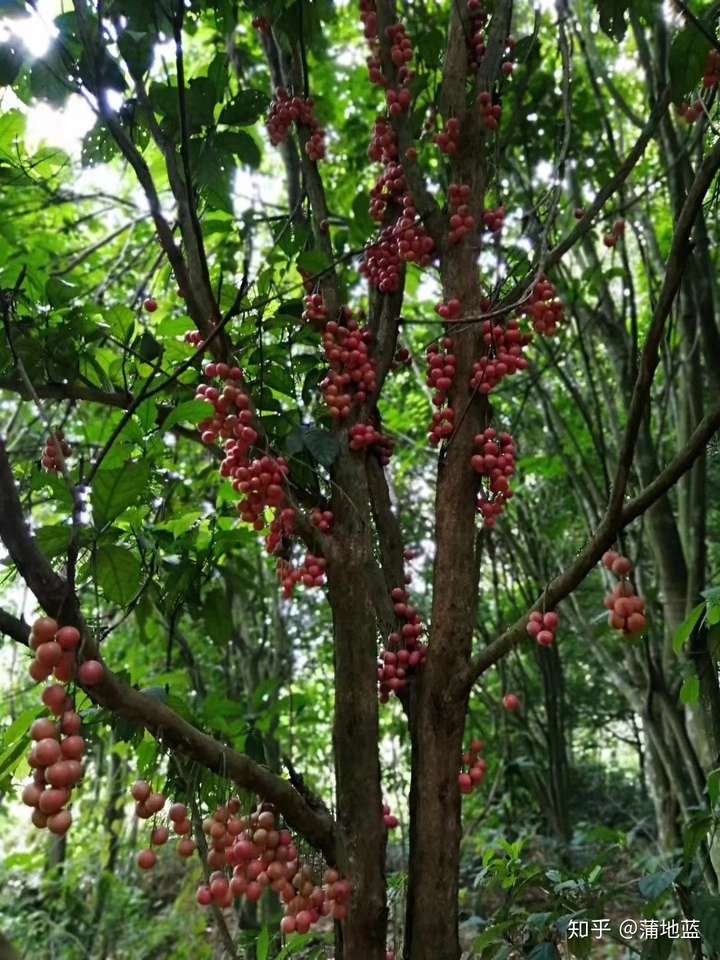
[21,618,103,837]
[470,314,531,394]
[41,431,71,473]
[601,551,647,635]
[266,88,327,161]
[132,785,196,868]
[319,309,378,418]
[458,738,487,795]
[519,274,564,336]
[526,610,559,647]
[470,429,516,528]
[193,800,351,936]
[426,337,457,445]
[377,585,427,702]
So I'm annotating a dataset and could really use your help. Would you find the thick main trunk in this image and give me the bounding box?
[329,456,387,960]
[405,239,487,960]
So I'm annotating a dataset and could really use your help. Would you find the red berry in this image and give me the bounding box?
[143,298,157,313]
[78,659,104,685]
[137,849,157,870]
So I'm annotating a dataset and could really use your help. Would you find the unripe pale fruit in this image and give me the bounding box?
[78,659,104,685]
[137,849,157,870]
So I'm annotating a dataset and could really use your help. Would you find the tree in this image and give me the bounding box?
[0,0,719,957]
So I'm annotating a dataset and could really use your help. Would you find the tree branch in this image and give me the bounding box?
[0,608,29,646]
[0,438,337,860]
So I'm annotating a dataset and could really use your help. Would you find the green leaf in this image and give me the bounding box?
[219,89,269,125]
[45,276,79,307]
[35,524,72,559]
[683,812,713,863]
[256,927,271,960]
[673,603,705,653]
[30,43,76,104]
[638,868,680,900]
[162,399,214,431]
[693,894,720,952]
[708,768,720,807]
[215,130,261,168]
[95,544,142,604]
[203,587,233,644]
[118,28,154,76]
[669,27,713,104]
[92,460,151,526]
[594,0,631,39]
[680,675,699,705]
[82,120,120,167]
[303,427,340,467]
[297,250,330,276]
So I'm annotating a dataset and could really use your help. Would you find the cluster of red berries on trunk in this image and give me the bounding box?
[426,337,457,445]
[678,100,703,123]
[194,801,351,936]
[277,554,327,599]
[311,508,334,532]
[42,431,71,473]
[361,230,403,292]
[359,0,377,39]
[349,423,395,464]
[458,738,487,795]
[21,618,102,837]
[448,183,476,243]
[471,315,531,394]
[601,551,647,635]
[471,429,516,528]
[266,89,326,161]
[477,91,502,131]
[526,610,559,647]
[133,785,196,868]
[520,274,564,336]
[377,586,427,701]
[319,311,377,417]
[302,293,327,324]
[434,117,461,155]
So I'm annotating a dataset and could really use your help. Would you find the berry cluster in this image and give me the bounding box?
[388,23,413,69]
[21,618,102,837]
[470,317,531,394]
[320,313,377,417]
[194,801,351,936]
[368,117,398,164]
[434,298,462,321]
[311,508,334,532]
[196,363,253,448]
[266,89,326,161]
[302,293,327,324]
[369,161,407,221]
[603,218,626,249]
[426,337,457,445]
[519,274,564,336]
[601,551,647,635]
[482,206,505,233]
[377,586,427,701]
[277,554,327,599]
[41,431,71,473]
[132,785,196,868]
[703,49,720,88]
[458,738,487,795]
[251,15,270,33]
[383,802,399,830]
[390,345,411,371]
[434,117,461,155]
[678,100,703,123]
[234,456,290,528]
[467,5,489,66]
[470,429,516,528]
[359,0,377,40]
[386,86,412,116]
[448,183,476,244]
[349,423,395,464]
[361,229,403,292]
[477,91,501,131]
[526,610,559,647]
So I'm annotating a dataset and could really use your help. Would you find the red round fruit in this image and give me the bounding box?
[151,826,169,845]
[196,885,212,906]
[39,788,69,815]
[131,780,151,802]
[47,809,72,835]
[31,617,58,645]
[146,792,166,814]
[137,849,157,870]
[31,718,58,741]
[169,802,187,821]
[45,761,76,789]
[502,693,520,712]
[56,626,81,651]
[78,659,104,685]
[143,298,157,313]
[22,782,43,807]
[36,641,62,669]
[61,711,82,736]
[29,660,52,683]
[42,684,68,714]
[178,838,196,857]
[60,736,85,760]
[35,737,62,766]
